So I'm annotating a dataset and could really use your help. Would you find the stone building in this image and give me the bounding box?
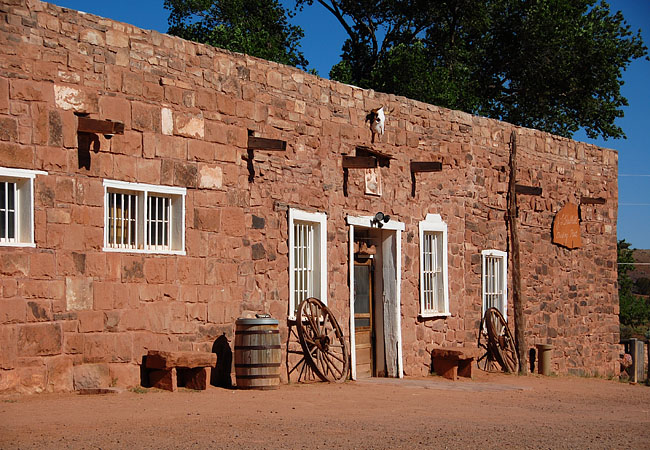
[0,0,619,393]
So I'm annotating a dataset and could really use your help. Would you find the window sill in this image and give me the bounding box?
[419,312,451,319]
[0,242,36,248]
[102,247,186,256]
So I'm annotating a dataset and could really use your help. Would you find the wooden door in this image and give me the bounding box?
[354,261,374,378]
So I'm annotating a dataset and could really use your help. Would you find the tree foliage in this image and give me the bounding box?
[618,240,650,335]
[165,0,308,69]
[299,0,647,139]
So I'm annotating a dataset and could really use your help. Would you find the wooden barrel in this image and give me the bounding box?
[234,318,281,390]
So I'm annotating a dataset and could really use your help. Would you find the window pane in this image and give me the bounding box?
[146,195,170,251]
[293,220,317,310]
[0,181,16,242]
[107,191,137,248]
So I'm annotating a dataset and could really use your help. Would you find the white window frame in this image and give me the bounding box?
[288,208,327,319]
[103,179,186,255]
[0,167,47,247]
[482,249,508,319]
[418,213,449,318]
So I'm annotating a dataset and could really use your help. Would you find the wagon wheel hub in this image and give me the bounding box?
[317,335,330,352]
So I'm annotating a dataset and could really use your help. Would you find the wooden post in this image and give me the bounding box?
[507,130,527,375]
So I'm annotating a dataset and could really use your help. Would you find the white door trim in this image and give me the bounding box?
[346,215,404,379]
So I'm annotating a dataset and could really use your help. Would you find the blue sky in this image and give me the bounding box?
[50,0,650,249]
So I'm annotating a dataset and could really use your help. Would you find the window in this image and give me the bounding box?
[288,208,327,318]
[419,214,449,317]
[0,167,46,247]
[103,180,185,254]
[482,249,507,318]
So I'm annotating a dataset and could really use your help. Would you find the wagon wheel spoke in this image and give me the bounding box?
[483,307,519,373]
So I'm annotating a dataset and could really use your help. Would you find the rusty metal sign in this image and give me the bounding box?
[552,203,582,249]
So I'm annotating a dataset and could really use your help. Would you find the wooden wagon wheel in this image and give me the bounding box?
[296,297,350,383]
[477,313,500,372]
[483,307,519,373]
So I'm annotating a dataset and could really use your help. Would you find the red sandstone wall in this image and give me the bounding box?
[0,0,618,393]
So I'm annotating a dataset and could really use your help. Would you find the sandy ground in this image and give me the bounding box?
[1,371,649,449]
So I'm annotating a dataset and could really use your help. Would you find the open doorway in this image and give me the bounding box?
[347,215,404,380]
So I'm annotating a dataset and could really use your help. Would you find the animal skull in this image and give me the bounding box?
[366,106,385,143]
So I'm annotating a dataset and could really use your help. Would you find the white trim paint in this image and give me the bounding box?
[346,214,404,380]
[102,179,186,255]
[288,208,328,319]
[481,249,508,319]
[418,214,450,318]
[0,167,47,247]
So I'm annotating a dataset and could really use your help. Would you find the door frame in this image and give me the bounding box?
[346,215,404,380]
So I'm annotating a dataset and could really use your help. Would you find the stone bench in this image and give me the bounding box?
[431,347,482,381]
[145,350,217,392]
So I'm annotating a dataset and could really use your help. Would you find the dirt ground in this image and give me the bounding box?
[1,371,649,449]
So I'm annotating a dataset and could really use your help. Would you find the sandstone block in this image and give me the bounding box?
[0,116,18,141]
[0,325,17,369]
[173,161,198,188]
[106,29,129,48]
[148,367,177,391]
[80,29,105,46]
[17,322,62,356]
[10,80,53,102]
[174,111,204,139]
[0,142,33,167]
[188,139,215,162]
[73,363,110,390]
[181,367,210,390]
[46,355,73,392]
[66,277,94,311]
[54,85,98,112]
[161,107,173,135]
[0,254,29,276]
[198,164,223,189]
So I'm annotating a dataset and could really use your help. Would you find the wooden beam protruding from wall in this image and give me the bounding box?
[515,184,542,196]
[245,134,288,182]
[247,136,287,151]
[342,156,377,169]
[580,196,606,205]
[410,161,442,173]
[410,161,442,197]
[77,117,125,135]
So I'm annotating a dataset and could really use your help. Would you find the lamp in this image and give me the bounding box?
[373,212,391,228]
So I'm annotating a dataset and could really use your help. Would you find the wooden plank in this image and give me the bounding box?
[580,196,606,205]
[382,233,399,378]
[508,130,527,374]
[343,156,377,169]
[410,161,442,173]
[515,184,542,196]
[355,145,394,161]
[77,117,125,135]
[247,136,287,151]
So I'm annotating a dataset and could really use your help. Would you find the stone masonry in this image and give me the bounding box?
[0,0,618,393]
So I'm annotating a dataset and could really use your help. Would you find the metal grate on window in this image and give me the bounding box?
[293,221,315,310]
[0,181,16,243]
[484,255,503,311]
[107,191,137,249]
[423,231,444,313]
[147,195,170,251]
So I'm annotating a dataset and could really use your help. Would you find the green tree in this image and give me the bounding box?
[299,0,647,140]
[618,240,650,334]
[165,0,308,69]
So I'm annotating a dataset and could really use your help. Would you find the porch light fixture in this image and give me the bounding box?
[373,212,391,227]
